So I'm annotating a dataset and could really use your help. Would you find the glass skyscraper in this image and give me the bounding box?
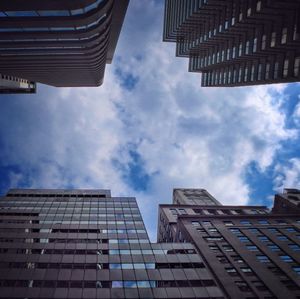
[0,189,224,299]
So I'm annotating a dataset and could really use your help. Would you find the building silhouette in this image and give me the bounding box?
[0,189,224,299]
[0,0,129,89]
[158,188,300,299]
[163,0,300,87]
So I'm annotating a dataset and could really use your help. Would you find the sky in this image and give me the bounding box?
[0,1,300,241]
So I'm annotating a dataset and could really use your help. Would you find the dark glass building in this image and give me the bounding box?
[0,189,225,299]
[158,188,300,299]
[0,0,129,88]
[163,0,300,87]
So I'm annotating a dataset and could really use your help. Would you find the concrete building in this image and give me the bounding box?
[158,188,300,299]
[163,0,300,87]
[0,0,129,88]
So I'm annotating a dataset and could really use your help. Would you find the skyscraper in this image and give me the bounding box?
[0,73,36,94]
[0,0,129,88]
[158,188,300,299]
[163,0,300,87]
[0,188,225,299]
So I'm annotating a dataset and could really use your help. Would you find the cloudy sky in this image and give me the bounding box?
[0,1,300,240]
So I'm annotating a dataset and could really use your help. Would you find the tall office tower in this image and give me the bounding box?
[163,0,300,87]
[0,189,225,299]
[0,0,129,88]
[0,73,36,94]
[158,188,300,299]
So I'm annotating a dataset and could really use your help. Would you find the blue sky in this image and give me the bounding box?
[0,1,300,240]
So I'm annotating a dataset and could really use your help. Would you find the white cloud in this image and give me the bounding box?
[0,0,298,241]
[273,158,300,192]
[293,97,300,126]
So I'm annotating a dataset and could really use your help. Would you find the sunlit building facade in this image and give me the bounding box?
[163,0,300,87]
[0,0,129,88]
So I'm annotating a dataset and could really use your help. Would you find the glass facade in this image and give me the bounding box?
[0,189,224,298]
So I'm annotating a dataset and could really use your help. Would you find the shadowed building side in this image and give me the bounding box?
[0,0,129,88]
[163,0,300,87]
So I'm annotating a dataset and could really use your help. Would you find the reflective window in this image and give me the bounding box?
[283,59,289,78]
[271,32,276,47]
[5,11,38,17]
[280,255,293,263]
[281,28,287,44]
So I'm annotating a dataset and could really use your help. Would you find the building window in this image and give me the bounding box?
[202,221,212,226]
[247,8,252,17]
[277,235,288,241]
[257,64,262,80]
[192,221,200,227]
[293,267,300,275]
[261,34,267,50]
[289,244,300,251]
[245,40,250,54]
[248,228,259,234]
[238,236,250,243]
[225,20,229,30]
[204,236,224,242]
[253,38,257,52]
[246,245,259,251]
[293,24,299,41]
[238,67,242,82]
[223,245,234,252]
[258,236,269,242]
[286,227,297,233]
[209,245,220,252]
[229,228,241,234]
[256,1,262,11]
[227,48,231,60]
[224,221,234,226]
[268,244,280,252]
[235,281,251,292]
[239,12,243,21]
[274,62,279,79]
[244,66,248,82]
[283,59,289,78]
[241,267,253,275]
[178,208,186,215]
[270,32,276,47]
[232,46,236,59]
[280,255,293,263]
[221,50,225,62]
[250,65,255,81]
[294,57,300,77]
[256,255,270,263]
[217,255,229,263]
[268,228,279,234]
[281,28,287,44]
[225,267,238,276]
[258,220,269,225]
[240,220,251,225]
[239,43,243,56]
